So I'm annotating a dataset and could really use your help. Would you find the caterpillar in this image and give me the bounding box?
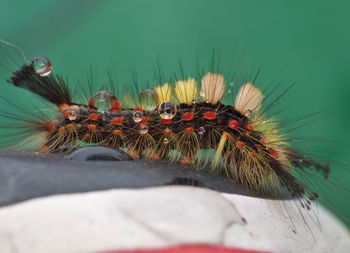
[0,52,333,213]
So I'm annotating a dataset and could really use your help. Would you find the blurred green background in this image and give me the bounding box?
[1,0,350,226]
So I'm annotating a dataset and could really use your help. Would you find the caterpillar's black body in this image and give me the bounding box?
[4,59,331,207]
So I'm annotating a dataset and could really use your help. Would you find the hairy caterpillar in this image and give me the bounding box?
[1,51,334,214]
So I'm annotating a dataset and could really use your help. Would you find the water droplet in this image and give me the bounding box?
[139,124,149,135]
[198,127,205,135]
[133,110,144,122]
[163,138,169,144]
[32,56,52,76]
[68,110,77,121]
[229,82,234,87]
[158,101,177,120]
[91,90,117,111]
[228,89,232,94]
[164,127,172,135]
[139,88,157,110]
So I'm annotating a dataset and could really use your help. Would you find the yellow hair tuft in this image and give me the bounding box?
[174,78,198,105]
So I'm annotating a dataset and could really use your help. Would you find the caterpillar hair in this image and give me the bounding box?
[0,52,337,215]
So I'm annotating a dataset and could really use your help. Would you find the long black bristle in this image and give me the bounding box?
[8,64,72,106]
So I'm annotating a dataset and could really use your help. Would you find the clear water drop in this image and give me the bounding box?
[198,127,205,135]
[228,89,232,94]
[139,124,149,135]
[91,90,117,111]
[32,56,52,76]
[164,127,172,135]
[133,110,144,122]
[158,101,177,119]
[68,110,77,121]
[139,88,157,110]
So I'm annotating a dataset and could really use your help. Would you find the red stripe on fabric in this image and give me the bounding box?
[102,244,269,253]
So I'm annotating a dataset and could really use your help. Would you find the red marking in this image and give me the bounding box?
[247,124,254,131]
[110,100,120,113]
[135,107,143,112]
[236,141,245,148]
[185,127,194,133]
[58,103,70,111]
[58,126,65,133]
[139,117,148,124]
[89,113,99,121]
[102,244,268,253]
[36,145,48,153]
[47,123,55,133]
[244,131,251,136]
[84,133,91,139]
[164,128,172,136]
[113,130,122,136]
[64,110,71,119]
[112,117,123,125]
[223,132,232,139]
[260,138,265,145]
[183,112,194,121]
[88,98,94,107]
[255,144,262,149]
[112,100,120,109]
[66,123,74,131]
[228,120,240,130]
[110,108,120,113]
[88,124,96,131]
[161,118,172,124]
[248,151,256,158]
[269,149,278,158]
[204,111,216,120]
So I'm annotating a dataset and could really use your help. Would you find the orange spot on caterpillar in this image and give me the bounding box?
[58,103,70,111]
[88,124,96,131]
[58,126,65,133]
[148,152,160,160]
[161,118,172,124]
[112,117,123,125]
[88,99,94,107]
[37,145,49,153]
[110,100,120,113]
[89,113,99,121]
[84,133,91,139]
[181,156,195,165]
[228,120,240,130]
[204,111,216,120]
[247,124,254,131]
[112,100,120,109]
[183,112,194,121]
[66,123,74,131]
[244,131,251,136]
[236,140,245,148]
[139,117,148,124]
[47,123,55,133]
[129,149,140,159]
[260,138,265,145]
[164,128,172,135]
[223,132,232,139]
[269,149,278,158]
[185,127,194,133]
[113,130,122,136]
[255,144,262,149]
[135,107,143,112]
[248,151,256,157]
